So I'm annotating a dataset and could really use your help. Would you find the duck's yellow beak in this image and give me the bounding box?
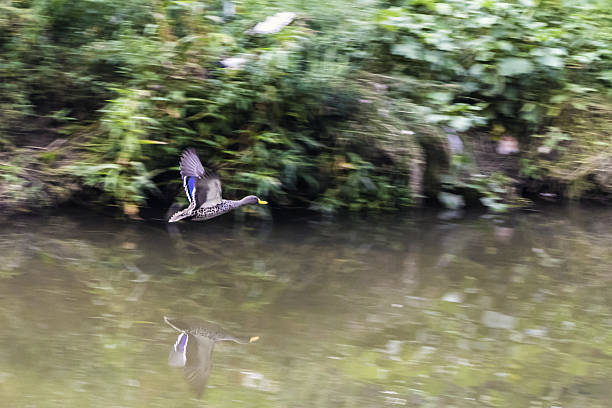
[257,199,268,205]
[249,336,260,343]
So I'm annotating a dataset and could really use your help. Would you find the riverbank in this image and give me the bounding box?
[1,1,610,216]
[2,106,610,218]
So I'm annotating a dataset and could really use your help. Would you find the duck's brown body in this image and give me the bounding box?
[167,149,266,222]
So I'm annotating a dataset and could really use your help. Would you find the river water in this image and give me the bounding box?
[1,207,611,407]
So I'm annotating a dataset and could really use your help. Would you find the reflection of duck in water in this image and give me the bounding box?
[168,148,267,223]
[164,316,259,397]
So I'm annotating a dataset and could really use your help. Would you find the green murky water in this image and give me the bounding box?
[1,208,611,407]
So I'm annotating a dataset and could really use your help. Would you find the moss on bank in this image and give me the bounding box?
[524,97,612,201]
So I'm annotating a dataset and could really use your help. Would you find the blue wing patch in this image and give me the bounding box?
[175,332,188,353]
[168,332,189,368]
[183,176,197,203]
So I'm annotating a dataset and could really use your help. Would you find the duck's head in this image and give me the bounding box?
[242,195,268,205]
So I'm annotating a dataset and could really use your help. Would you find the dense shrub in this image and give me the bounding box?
[1,0,610,214]
[376,0,612,132]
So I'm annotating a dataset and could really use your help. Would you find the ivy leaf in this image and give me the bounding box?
[597,70,612,84]
[449,116,472,132]
[391,41,423,60]
[537,55,564,68]
[498,58,534,76]
[439,192,465,210]
[427,92,453,105]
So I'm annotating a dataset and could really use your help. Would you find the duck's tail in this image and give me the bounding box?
[167,203,191,223]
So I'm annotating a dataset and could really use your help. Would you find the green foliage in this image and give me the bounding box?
[377,0,612,131]
[0,0,610,214]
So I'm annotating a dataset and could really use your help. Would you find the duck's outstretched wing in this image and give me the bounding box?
[194,175,222,208]
[165,316,258,397]
[180,148,205,207]
[164,317,259,344]
[179,148,222,208]
[183,335,215,397]
[180,148,206,179]
[167,331,215,397]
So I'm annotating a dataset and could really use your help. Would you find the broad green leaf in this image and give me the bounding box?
[449,116,472,131]
[391,41,423,59]
[427,92,453,105]
[537,55,564,68]
[138,140,168,145]
[498,58,534,76]
[550,94,569,104]
[439,192,465,209]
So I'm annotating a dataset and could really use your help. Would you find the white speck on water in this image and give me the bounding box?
[405,296,426,301]
[385,340,403,358]
[404,296,426,308]
[481,311,516,329]
[495,372,510,378]
[391,303,404,308]
[126,379,140,387]
[411,346,436,361]
[455,358,473,366]
[525,327,548,338]
[562,321,576,329]
[241,371,279,393]
[366,313,385,323]
[384,396,407,405]
[442,292,463,303]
